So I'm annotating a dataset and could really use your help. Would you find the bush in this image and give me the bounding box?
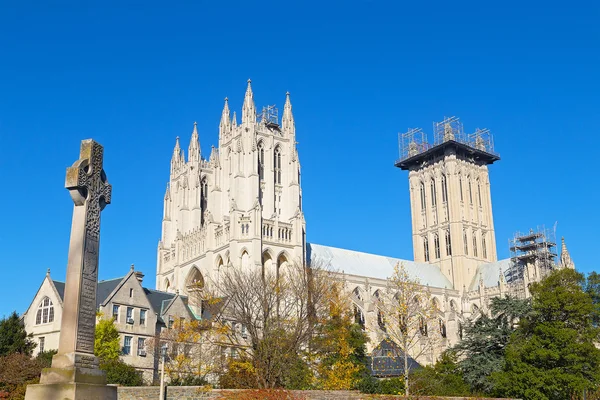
[35,350,57,368]
[356,375,405,395]
[0,353,42,399]
[99,359,144,386]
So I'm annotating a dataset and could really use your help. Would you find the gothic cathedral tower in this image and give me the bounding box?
[395,117,500,291]
[156,81,306,300]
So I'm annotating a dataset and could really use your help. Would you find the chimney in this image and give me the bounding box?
[135,271,144,283]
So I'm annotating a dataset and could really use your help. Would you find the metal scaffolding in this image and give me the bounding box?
[257,105,279,127]
[508,226,558,298]
[396,117,498,164]
[398,127,430,162]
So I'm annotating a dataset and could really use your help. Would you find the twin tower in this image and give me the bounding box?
[157,83,500,294]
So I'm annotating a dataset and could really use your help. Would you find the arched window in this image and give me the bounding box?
[482,233,487,259]
[477,178,482,207]
[434,233,441,259]
[419,316,428,336]
[439,318,447,338]
[423,236,430,262]
[473,233,478,257]
[257,142,265,181]
[468,179,473,204]
[377,310,386,331]
[353,305,365,329]
[430,179,436,207]
[352,287,362,301]
[274,147,282,185]
[464,230,469,255]
[459,174,464,202]
[441,174,448,203]
[420,182,426,210]
[35,297,54,325]
[445,229,452,256]
[450,300,457,312]
[200,177,208,225]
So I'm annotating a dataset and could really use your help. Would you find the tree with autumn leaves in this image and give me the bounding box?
[375,262,441,396]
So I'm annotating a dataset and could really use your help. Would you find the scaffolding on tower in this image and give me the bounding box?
[433,116,467,145]
[257,105,279,128]
[507,226,558,298]
[398,128,430,162]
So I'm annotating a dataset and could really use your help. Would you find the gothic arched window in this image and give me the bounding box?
[200,177,208,225]
[459,174,464,202]
[434,233,441,259]
[423,236,430,262]
[477,178,482,207]
[468,179,473,205]
[258,142,265,181]
[482,233,487,259]
[464,230,469,255]
[420,182,426,210]
[441,174,448,203]
[274,146,282,185]
[430,179,437,207]
[35,297,54,325]
[445,229,452,256]
[473,232,478,257]
[439,318,447,338]
[419,316,428,336]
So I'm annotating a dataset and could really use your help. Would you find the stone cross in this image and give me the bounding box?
[55,139,112,367]
[26,139,116,400]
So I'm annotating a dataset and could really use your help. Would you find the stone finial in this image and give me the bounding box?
[282,91,295,134]
[242,79,255,125]
[560,237,575,270]
[130,264,135,271]
[220,97,231,138]
[188,122,200,163]
[46,268,51,276]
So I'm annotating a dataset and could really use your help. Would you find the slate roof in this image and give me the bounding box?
[307,243,454,289]
[468,258,513,291]
[52,277,178,316]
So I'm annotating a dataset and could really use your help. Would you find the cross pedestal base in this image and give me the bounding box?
[24,381,117,400]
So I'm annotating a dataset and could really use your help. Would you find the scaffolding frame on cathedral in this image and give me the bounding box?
[257,105,279,128]
[508,226,558,298]
[398,128,430,162]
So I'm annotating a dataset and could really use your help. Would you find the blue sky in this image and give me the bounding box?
[0,1,598,318]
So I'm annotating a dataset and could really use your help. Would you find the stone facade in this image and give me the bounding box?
[156,81,305,300]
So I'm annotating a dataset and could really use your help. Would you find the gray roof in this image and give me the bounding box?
[52,277,178,316]
[307,243,454,289]
[468,259,512,291]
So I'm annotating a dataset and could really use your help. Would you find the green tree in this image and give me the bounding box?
[312,281,369,390]
[493,268,600,400]
[452,296,531,394]
[584,271,600,327]
[0,311,36,357]
[410,351,471,396]
[94,315,120,362]
[99,359,144,386]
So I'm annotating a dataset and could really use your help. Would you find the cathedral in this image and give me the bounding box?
[155,80,576,366]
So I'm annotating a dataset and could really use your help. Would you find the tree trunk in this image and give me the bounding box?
[404,342,409,396]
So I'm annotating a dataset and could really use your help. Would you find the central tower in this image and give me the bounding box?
[156,81,305,299]
[395,117,500,291]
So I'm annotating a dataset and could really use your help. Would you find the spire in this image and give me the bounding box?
[282,91,295,134]
[220,97,231,138]
[171,136,183,173]
[560,237,575,269]
[188,122,200,163]
[232,111,237,128]
[242,79,255,125]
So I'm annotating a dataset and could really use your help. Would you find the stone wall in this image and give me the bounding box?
[118,387,515,400]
